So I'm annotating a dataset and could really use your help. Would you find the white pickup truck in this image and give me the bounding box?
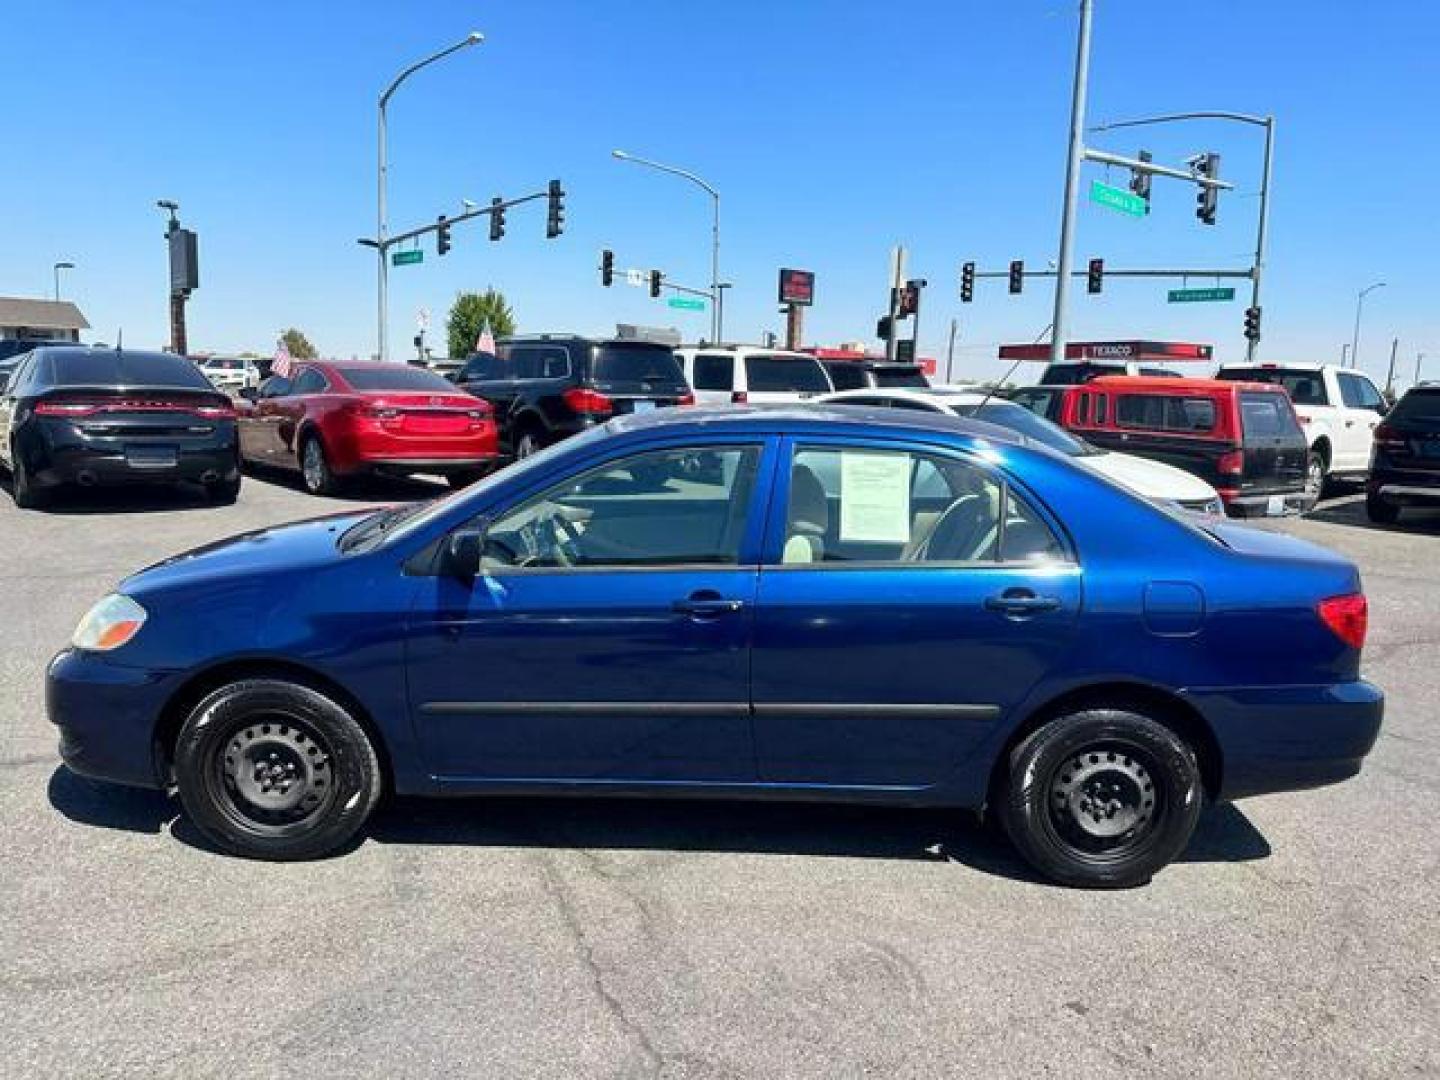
[1214,363,1389,495]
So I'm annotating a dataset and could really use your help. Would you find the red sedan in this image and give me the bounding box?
[238,361,499,494]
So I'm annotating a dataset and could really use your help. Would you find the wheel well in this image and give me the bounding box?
[1310,437,1331,469]
[987,682,1223,806]
[152,659,394,793]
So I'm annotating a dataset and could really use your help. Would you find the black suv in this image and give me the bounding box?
[453,336,692,459]
[1367,383,1440,524]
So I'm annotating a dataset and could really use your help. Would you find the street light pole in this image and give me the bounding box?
[1350,281,1385,370]
[376,31,484,363]
[52,261,75,301]
[1048,0,1094,366]
[612,150,722,343]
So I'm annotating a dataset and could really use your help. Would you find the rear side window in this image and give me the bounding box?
[873,368,928,388]
[745,354,830,393]
[692,353,734,391]
[1391,389,1440,422]
[1094,393,1108,423]
[46,350,213,389]
[1116,394,1216,433]
[1240,392,1303,438]
[824,363,867,391]
[1216,367,1328,406]
[290,367,329,394]
[462,352,507,380]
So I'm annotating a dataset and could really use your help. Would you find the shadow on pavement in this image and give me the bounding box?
[1304,495,1440,535]
[48,765,1270,883]
[240,464,447,504]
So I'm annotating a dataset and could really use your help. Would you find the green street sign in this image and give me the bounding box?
[667,297,706,311]
[1089,180,1147,218]
[391,250,423,267]
[1167,287,1236,303]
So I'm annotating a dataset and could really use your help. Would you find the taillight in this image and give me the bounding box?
[354,404,400,420]
[34,401,101,417]
[1317,594,1368,649]
[1217,449,1245,476]
[677,392,695,406]
[731,390,748,404]
[1374,423,1407,452]
[562,388,613,416]
[194,405,237,419]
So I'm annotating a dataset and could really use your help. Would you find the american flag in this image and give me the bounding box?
[475,322,496,355]
[272,339,294,379]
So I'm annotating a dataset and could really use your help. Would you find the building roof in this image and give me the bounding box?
[0,297,90,331]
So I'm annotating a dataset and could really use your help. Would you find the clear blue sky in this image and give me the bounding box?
[4,0,1437,385]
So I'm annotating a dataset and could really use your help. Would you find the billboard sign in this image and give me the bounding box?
[778,267,815,306]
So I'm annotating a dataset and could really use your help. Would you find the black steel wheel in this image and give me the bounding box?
[173,679,382,860]
[999,709,1202,889]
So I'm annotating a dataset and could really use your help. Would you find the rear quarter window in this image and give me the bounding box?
[745,354,831,393]
[692,353,734,390]
[1239,392,1303,438]
[1116,394,1217,433]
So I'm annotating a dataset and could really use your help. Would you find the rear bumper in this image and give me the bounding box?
[1218,487,1308,517]
[47,648,177,790]
[1367,468,1440,504]
[31,441,239,489]
[1184,680,1383,800]
[330,424,499,475]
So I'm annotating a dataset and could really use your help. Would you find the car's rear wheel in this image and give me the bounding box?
[514,430,544,460]
[999,709,1202,889]
[173,679,382,861]
[205,475,242,505]
[9,443,47,510]
[1303,452,1326,511]
[300,434,341,496]
[1366,492,1401,524]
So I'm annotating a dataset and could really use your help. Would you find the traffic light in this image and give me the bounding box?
[649,270,662,298]
[1008,260,1024,295]
[489,196,506,241]
[600,249,615,287]
[876,315,893,341]
[436,215,451,256]
[1130,149,1152,208]
[1195,152,1220,225]
[546,179,565,239]
[900,279,923,317]
[960,261,975,303]
[1244,306,1262,342]
[1087,257,1104,295]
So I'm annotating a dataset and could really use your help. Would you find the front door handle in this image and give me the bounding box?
[673,591,745,618]
[985,589,1062,616]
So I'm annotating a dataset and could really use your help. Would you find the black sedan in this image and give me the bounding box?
[0,346,241,508]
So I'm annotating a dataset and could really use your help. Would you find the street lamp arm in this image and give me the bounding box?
[379,32,484,108]
[612,151,719,200]
[1089,110,1271,132]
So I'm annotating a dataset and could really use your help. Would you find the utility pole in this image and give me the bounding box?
[885,246,906,362]
[1351,282,1385,370]
[1416,353,1425,386]
[1385,338,1399,396]
[1048,0,1094,366]
[157,200,196,356]
[945,318,957,383]
[784,302,803,350]
[1341,343,1350,368]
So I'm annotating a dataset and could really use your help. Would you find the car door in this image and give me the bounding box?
[750,436,1082,788]
[1336,372,1386,471]
[242,375,293,464]
[403,437,775,784]
[271,366,327,464]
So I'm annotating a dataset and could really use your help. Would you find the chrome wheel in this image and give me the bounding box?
[302,439,328,493]
[516,432,541,459]
[1304,454,1325,504]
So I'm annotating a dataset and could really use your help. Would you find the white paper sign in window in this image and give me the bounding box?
[838,451,912,544]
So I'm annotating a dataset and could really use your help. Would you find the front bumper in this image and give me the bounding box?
[47,648,179,789]
[1184,680,1383,800]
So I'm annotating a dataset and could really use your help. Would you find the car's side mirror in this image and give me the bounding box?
[442,523,487,579]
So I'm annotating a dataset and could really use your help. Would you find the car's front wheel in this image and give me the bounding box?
[1366,492,1401,524]
[173,679,383,860]
[998,709,1203,889]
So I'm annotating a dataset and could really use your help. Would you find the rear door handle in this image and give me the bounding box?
[985,591,1062,616]
[673,592,745,618]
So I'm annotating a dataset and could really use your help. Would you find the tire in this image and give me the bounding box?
[9,443,47,510]
[172,679,383,861]
[514,429,544,460]
[1366,492,1401,524]
[998,709,1203,889]
[205,475,242,505]
[1302,452,1326,512]
[299,434,341,496]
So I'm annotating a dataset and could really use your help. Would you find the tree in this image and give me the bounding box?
[279,328,318,359]
[447,289,516,358]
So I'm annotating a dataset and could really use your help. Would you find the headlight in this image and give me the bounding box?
[72,594,148,652]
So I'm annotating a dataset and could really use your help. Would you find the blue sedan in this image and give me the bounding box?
[48,407,1382,887]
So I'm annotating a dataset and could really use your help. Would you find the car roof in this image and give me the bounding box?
[605,402,1028,447]
[1085,375,1281,394]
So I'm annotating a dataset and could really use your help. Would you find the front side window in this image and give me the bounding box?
[780,446,1066,566]
[825,364,867,391]
[482,446,761,570]
[692,353,734,391]
[1339,372,1385,412]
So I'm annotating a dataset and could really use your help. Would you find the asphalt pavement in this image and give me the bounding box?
[1,472,1437,1079]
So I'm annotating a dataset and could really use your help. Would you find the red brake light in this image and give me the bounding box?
[677,392,695,406]
[194,405,237,419]
[562,388,613,416]
[1217,449,1245,476]
[34,401,101,417]
[1317,594,1368,650]
[731,390,749,404]
[1374,423,1407,451]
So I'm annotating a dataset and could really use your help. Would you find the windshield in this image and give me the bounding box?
[1391,388,1440,422]
[590,344,686,389]
[335,366,458,392]
[745,354,831,393]
[949,399,1097,456]
[1008,387,1064,421]
[1216,367,1327,406]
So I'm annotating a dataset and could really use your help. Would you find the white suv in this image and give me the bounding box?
[676,346,832,405]
[1214,363,1388,492]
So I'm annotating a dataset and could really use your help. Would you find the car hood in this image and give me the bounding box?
[121,510,373,596]
[1081,450,1218,503]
